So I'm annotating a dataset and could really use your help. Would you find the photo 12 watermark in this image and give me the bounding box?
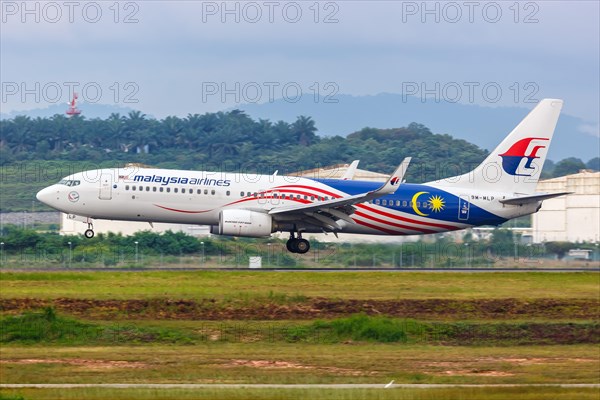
[201,81,340,104]
[200,1,340,24]
[1,1,140,24]
[400,1,540,24]
[1,81,140,105]
[401,81,540,104]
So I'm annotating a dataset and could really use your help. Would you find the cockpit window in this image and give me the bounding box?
[58,179,81,187]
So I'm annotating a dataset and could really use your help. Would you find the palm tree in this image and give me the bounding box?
[291,115,318,146]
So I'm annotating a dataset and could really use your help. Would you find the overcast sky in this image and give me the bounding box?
[1,1,598,134]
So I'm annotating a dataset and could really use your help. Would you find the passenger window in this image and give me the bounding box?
[153,187,157,192]
[211,190,215,195]
[125,185,130,190]
[132,186,136,191]
[146,187,150,191]
[138,186,143,191]
[226,191,230,196]
[205,189,209,195]
[403,201,407,207]
[375,199,380,205]
[382,200,387,206]
[240,191,244,197]
[160,187,164,192]
[174,188,178,193]
[166,188,171,193]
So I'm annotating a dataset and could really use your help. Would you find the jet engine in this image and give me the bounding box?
[210,209,273,237]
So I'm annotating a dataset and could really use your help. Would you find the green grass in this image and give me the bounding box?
[1,271,598,300]
[1,387,599,400]
[0,309,195,345]
[4,311,596,346]
[0,271,597,393]
[2,344,599,385]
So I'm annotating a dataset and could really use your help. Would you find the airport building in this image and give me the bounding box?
[532,170,600,243]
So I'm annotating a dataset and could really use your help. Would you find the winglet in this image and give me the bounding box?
[341,160,360,180]
[372,157,411,195]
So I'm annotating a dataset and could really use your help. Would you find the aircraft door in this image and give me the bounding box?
[458,195,470,221]
[99,173,113,200]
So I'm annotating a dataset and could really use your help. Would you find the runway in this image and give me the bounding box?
[2,383,599,389]
[3,267,599,273]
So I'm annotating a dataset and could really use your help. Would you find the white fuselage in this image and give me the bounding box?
[37,166,539,237]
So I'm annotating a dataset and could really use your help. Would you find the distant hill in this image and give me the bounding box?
[235,93,599,161]
[3,94,596,160]
[0,103,141,120]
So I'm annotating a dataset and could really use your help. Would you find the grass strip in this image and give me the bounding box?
[1,310,598,346]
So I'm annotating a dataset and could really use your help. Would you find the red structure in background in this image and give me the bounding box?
[66,93,81,116]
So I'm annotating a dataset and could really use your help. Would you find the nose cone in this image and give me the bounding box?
[36,186,56,207]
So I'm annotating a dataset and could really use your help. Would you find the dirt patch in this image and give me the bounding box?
[229,359,313,370]
[491,357,598,365]
[1,297,598,320]
[420,356,598,376]
[439,370,514,377]
[223,359,371,376]
[0,358,146,370]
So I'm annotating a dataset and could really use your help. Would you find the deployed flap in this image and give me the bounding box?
[270,157,411,216]
[499,191,571,206]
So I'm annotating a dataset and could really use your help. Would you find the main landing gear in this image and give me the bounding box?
[286,232,310,254]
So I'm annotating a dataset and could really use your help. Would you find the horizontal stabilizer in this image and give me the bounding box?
[499,192,571,206]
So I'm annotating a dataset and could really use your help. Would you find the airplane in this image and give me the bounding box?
[37,98,569,254]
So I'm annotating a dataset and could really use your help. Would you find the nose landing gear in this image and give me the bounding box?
[84,221,95,239]
[286,231,310,254]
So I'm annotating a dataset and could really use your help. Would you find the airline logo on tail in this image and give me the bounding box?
[498,137,549,176]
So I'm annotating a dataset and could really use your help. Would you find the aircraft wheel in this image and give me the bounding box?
[286,238,298,253]
[84,229,95,239]
[295,239,310,254]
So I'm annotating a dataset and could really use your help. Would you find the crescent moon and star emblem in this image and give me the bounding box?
[411,192,445,216]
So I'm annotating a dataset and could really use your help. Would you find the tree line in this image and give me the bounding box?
[0,225,595,268]
[1,110,597,183]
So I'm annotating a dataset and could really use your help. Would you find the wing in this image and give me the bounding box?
[269,158,411,231]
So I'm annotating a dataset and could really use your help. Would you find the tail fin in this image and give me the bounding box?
[439,98,563,194]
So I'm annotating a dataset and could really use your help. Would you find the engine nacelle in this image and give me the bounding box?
[211,209,273,237]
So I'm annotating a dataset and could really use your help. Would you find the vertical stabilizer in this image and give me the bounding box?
[437,99,563,194]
